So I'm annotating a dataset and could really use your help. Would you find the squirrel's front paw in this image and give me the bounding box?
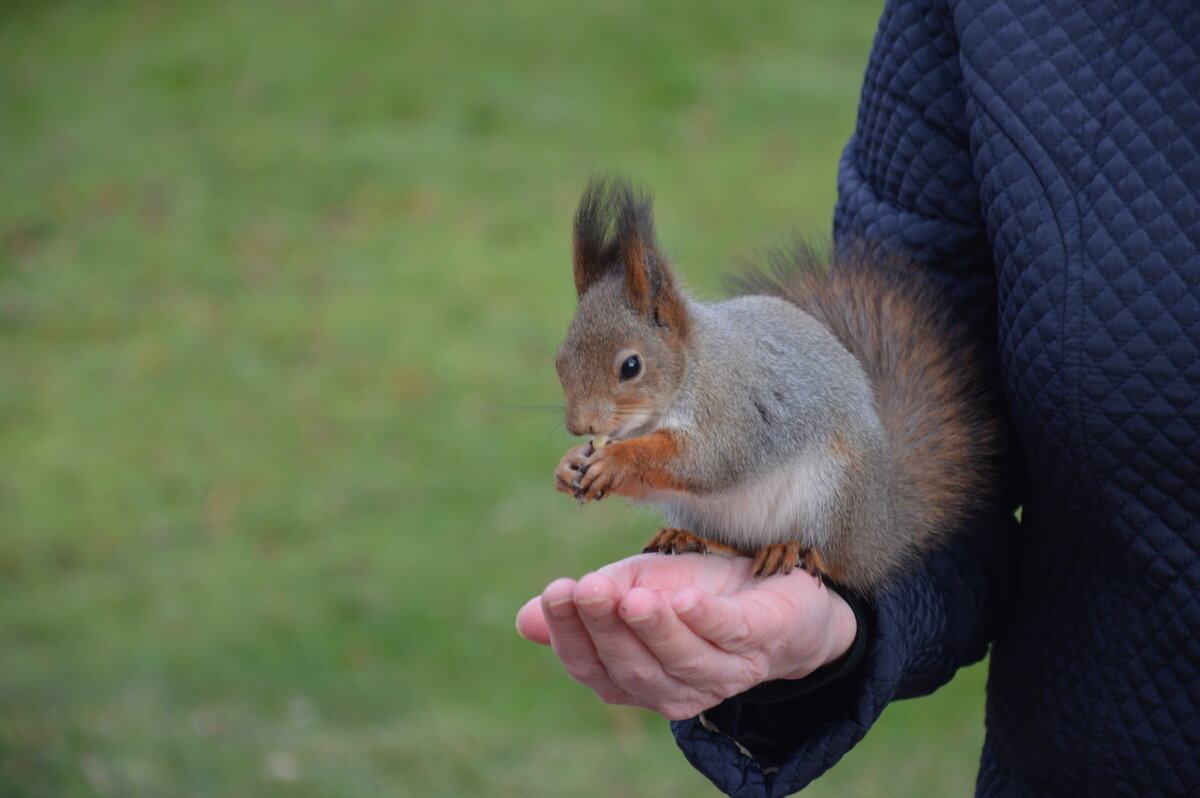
[555,443,592,497]
[574,445,624,502]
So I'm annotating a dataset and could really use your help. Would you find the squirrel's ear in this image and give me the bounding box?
[571,178,689,336]
[572,180,618,298]
[615,184,690,337]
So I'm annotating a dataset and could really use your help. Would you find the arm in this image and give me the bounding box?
[671,0,1020,793]
[672,517,1017,795]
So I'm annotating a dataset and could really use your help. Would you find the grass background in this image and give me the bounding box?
[0,1,988,795]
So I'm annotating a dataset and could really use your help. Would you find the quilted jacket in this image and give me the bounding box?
[671,1,1200,795]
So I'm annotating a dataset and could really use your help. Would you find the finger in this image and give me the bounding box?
[573,573,687,697]
[555,447,591,494]
[576,458,619,501]
[516,595,551,645]
[555,464,581,494]
[539,578,628,702]
[670,586,759,654]
[575,465,598,497]
[619,586,741,689]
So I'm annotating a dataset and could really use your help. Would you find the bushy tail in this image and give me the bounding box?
[730,240,1005,558]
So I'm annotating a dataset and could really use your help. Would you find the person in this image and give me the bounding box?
[517,0,1200,794]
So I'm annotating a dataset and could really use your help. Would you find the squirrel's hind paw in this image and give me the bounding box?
[752,542,827,583]
[643,528,741,558]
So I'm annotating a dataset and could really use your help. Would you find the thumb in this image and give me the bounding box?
[516,595,552,645]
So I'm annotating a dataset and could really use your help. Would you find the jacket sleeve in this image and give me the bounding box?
[669,1,1020,795]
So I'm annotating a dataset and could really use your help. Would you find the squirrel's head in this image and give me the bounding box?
[556,178,691,440]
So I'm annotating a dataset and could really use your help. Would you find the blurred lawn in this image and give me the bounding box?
[0,1,987,795]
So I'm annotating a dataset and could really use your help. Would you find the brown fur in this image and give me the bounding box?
[603,429,691,492]
[567,429,695,502]
[828,428,855,463]
[621,227,653,315]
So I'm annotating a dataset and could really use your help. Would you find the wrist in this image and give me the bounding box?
[774,585,859,681]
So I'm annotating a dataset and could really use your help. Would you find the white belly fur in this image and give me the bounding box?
[648,454,844,549]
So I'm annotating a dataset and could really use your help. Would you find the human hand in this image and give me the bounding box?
[515,552,858,721]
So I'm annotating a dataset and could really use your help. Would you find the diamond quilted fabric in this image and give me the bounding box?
[671,0,1200,795]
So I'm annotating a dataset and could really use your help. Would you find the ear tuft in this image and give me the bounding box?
[613,180,655,315]
[570,177,690,337]
[571,178,619,297]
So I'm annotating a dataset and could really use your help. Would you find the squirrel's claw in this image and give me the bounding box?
[643,528,742,557]
[574,446,621,502]
[555,443,592,497]
[751,542,827,583]
[556,441,617,503]
[644,527,707,554]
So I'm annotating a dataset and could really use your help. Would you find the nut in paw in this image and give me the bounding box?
[574,445,624,502]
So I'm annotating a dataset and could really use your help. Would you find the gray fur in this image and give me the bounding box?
[646,294,902,592]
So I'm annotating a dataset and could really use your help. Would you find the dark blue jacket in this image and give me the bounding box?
[672,1,1200,795]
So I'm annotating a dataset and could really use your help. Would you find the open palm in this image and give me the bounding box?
[516,552,857,720]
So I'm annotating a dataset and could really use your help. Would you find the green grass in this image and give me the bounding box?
[0,1,987,795]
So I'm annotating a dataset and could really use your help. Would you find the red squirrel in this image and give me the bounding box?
[553,178,1002,595]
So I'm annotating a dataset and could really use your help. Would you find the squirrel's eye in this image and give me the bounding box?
[619,354,642,381]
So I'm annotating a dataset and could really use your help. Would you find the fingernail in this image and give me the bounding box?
[673,599,698,616]
[623,611,656,627]
[575,596,612,617]
[547,597,575,617]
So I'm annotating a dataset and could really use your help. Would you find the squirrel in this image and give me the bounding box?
[553,178,1003,595]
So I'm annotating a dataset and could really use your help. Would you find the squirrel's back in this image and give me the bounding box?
[731,242,1005,570]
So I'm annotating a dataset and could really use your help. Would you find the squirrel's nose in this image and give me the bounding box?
[565,410,595,438]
